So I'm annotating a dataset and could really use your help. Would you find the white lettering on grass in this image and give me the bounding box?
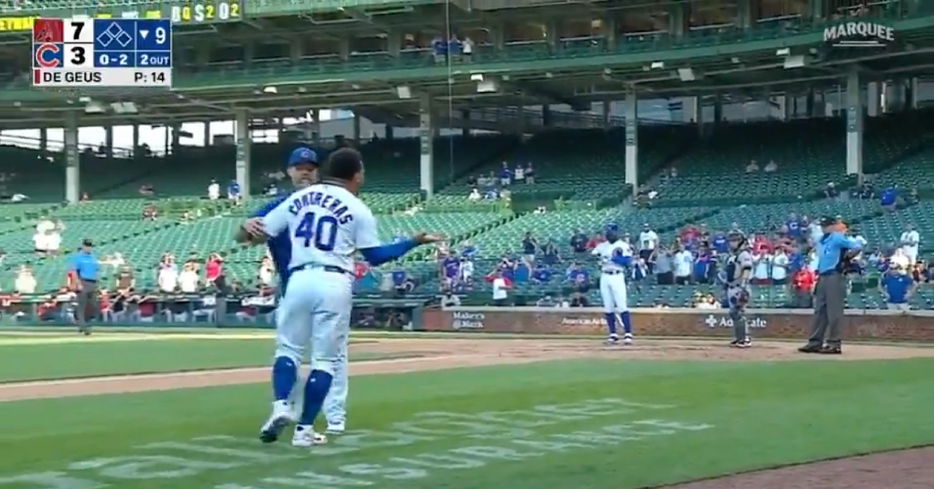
[69,456,239,479]
[449,446,544,460]
[0,471,106,489]
[393,412,533,438]
[316,429,434,457]
[634,419,714,431]
[139,441,301,462]
[473,409,566,428]
[511,438,595,452]
[263,471,372,487]
[389,454,487,469]
[340,464,427,480]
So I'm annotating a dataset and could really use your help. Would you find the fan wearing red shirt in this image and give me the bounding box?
[205,253,226,291]
[752,233,773,255]
[586,232,606,251]
[791,267,817,308]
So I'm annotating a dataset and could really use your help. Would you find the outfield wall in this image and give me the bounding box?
[425,307,934,341]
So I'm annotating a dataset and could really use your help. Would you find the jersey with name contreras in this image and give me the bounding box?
[592,239,631,273]
[262,183,380,273]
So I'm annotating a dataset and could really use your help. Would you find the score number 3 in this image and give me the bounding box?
[294,213,338,251]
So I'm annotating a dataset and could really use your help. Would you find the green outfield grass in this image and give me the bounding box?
[0,337,391,382]
[0,358,931,489]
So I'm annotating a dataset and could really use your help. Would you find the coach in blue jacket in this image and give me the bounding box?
[798,216,863,355]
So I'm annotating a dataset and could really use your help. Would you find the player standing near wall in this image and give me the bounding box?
[723,232,753,348]
[592,224,634,345]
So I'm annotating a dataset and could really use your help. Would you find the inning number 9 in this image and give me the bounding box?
[155,27,166,45]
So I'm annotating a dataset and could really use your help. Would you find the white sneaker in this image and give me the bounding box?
[605,334,619,345]
[325,422,346,434]
[259,400,295,444]
[292,425,328,447]
[623,333,633,345]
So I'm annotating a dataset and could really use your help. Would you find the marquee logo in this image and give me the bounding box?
[823,21,895,47]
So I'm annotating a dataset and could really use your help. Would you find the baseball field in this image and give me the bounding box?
[0,329,932,489]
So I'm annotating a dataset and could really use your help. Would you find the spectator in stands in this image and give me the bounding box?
[466,175,478,187]
[771,248,790,285]
[672,246,693,285]
[205,253,226,292]
[513,164,525,184]
[258,256,275,287]
[745,159,759,173]
[881,267,915,311]
[441,252,461,290]
[541,240,560,266]
[227,179,241,204]
[791,266,816,308]
[638,224,659,272]
[764,160,778,173]
[565,263,587,282]
[531,263,552,284]
[80,191,90,202]
[461,240,478,259]
[785,212,804,241]
[513,259,530,283]
[524,163,535,184]
[499,162,512,187]
[102,252,126,270]
[655,245,674,285]
[431,35,446,63]
[441,290,461,307]
[880,185,899,211]
[752,251,772,285]
[635,185,652,208]
[392,268,414,296]
[179,262,200,293]
[693,250,713,284]
[489,269,511,306]
[570,229,588,254]
[711,231,729,254]
[900,223,920,265]
[139,184,155,197]
[586,232,605,251]
[458,256,475,287]
[569,291,589,308]
[522,232,538,263]
[911,261,926,285]
[207,179,220,201]
[142,203,159,221]
[855,181,875,200]
[906,187,920,205]
[468,187,481,201]
[14,265,36,294]
[499,187,512,203]
[462,36,474,61]
[823,182,839,199]
[114,265,135,295]
[158,257,179,293]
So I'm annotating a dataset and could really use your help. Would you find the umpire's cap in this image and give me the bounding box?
[321,147,364,181]
[287,147,319,167]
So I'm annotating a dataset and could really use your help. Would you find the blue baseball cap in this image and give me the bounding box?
[287,147,319,167]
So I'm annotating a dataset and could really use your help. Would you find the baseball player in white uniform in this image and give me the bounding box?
[592,224,634,345]
[249,148,441,447]
[722,232,754,347]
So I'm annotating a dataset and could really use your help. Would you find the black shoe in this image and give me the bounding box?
[819,345,842,355]
[798,343,822,353]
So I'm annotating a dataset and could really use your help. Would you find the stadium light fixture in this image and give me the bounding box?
[783,55,806,69]
[776,47,791,56]
[78,96,91,103]
[110,102,138,114]
[650,61,665,69]
[84,101,105,114]
[263,86,278,94]
[677,68,696,82]
[395,85,412,99]
[470,73,484,82]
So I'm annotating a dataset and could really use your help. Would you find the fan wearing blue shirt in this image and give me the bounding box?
[880,270,915,311]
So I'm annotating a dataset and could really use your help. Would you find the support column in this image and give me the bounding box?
[845,70,863,178]
[737,0,753,29]
[132,124,140,157]
[104,124,113,158]
[39,127,48,152]
[338,38,350,61]
[682,96,697,123]
[491,22,505,50]
[909,77,920,109]
[386,124,394,140]
[243,42,255,68]
[352,112,361,143]
[713,94,723,125]
[203,121,210,147]
[543,105,552,127]
[810,0,826,20]
[461,110,470,137]
[64,111,79,204]
[387,30,401,57]
[806,88,816,117]
[604,16,617,50]
[624,91,638,195]
[545,19,559,51]
[904,78,916,111]
[311,108,321,146]
[516,105,526,135]
[418,94,435,197]
[289,39,303,63]
[697,97,706,136]
[867,82,880,117]
[781,94,792,121]
[171,122,181,153]
[669,2,688,38]
[601,100,610,127]
[235,109,252,201]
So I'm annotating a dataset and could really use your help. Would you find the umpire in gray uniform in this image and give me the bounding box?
[798,217,863,355]
[70,239,100,335]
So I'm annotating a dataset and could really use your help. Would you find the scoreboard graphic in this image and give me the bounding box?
[32,18,172,88]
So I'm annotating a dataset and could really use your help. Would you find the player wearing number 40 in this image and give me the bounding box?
[238,148,443,446]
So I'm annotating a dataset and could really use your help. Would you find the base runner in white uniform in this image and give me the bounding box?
[247,148,442,447]
[592,223,634,345]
